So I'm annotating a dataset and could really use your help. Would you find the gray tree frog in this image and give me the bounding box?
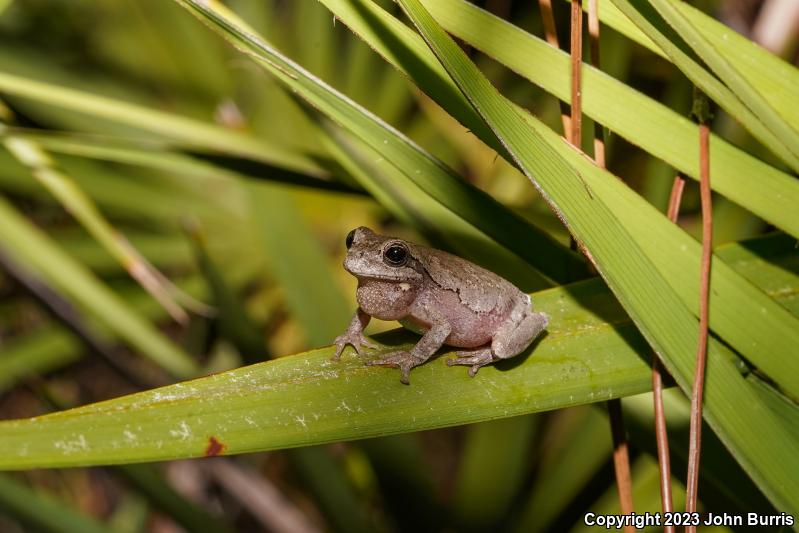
[332,227,548,384]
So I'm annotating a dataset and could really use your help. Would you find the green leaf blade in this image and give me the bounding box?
[416,0,799,239]
[0,280,653,469]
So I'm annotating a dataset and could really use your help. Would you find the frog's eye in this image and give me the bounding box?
[345,229,356,249]
[383,243,408,266]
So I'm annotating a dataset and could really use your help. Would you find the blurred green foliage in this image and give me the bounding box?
[0,0,797,531]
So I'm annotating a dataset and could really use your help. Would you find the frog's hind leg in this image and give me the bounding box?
[446,347,495,378]
[492,306,549,360]
[447,303,549,378]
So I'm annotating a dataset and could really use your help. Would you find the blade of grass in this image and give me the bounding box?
[0,195,198,378]
[0,148,219,225]
[715,233,799,316]
[414,0,799,238]
[188,223,270,364]
[0,473,112,533]
[649,0,799,163]
[564,0,799,155]
[358,434,440,531]
[515,104,799,510]
[59,231,194,275]
[0,71,320,173]
[453,416,537,528]
[607,0,799,171]
[670,0,799,133]
[652,0,799,143]
[0,243,159,390]
[0,277,658,468]
[290,447,374,533]
[514,407,611,533]
[0,277,209,393]
[249,182,351,347]
[2,130,192,323]
[5,129,361,195]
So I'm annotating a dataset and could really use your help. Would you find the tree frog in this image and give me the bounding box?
[332,227,549,384]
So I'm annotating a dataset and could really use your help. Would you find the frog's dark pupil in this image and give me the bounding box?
[345,229,356,249]
[384,245,407,265]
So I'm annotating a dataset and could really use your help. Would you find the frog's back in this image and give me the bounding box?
[411,244,523,315]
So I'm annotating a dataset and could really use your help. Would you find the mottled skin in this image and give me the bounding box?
[332,227,549,384]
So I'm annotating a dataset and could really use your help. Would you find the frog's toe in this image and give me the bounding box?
[331,336,354,360]
[366,350,398,364]
[366,351,422,385]
[360,336,379,349]
[331,343,345,361]
[446,348,495,377]
[446,355,470,366]
[332,333,377,360]
[351,341,366,356]
[468,364,485,378]
[446,348,493,366]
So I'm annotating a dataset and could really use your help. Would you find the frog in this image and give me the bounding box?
[332,227,549,384]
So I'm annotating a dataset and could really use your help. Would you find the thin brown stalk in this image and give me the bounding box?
[651,176,685,533]
[685,124,712,530]
[566,0,584,253]
[538,0,560,47]
[651,359,674,528]
[569,0,583,147]
[608,399,634,531]
[666,177,685,222]
[586,1,632,524]
[587,0,605,167]
[537,0,571,135]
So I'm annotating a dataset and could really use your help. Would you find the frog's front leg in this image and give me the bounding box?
[333,308,378,361]
[367,316,451,385]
